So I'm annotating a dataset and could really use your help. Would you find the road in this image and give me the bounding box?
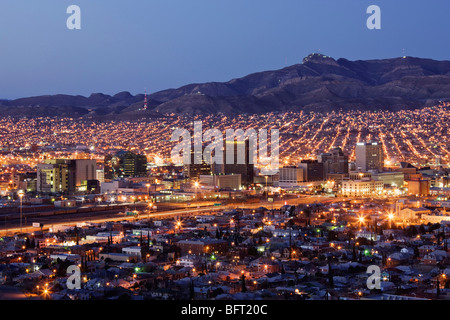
[0,195,343,235]
[1,205,225,235]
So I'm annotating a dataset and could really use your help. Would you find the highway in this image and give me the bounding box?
[0,195,343,235]
[0,205,225,235]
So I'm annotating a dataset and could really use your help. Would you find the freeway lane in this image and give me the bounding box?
[0,205,225,235]
[0,195,342,235]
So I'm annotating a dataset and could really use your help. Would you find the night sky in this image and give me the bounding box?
[0,0,448,98]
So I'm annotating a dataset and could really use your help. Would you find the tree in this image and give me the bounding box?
[215,228,221,240]
[240,274,247,292]
[413,246,419,258]
[419,225,426,234]
[436,278,441,298]
[248,246,258,256]
[327,230,339,242]
[189,279,195,300]
[289,205,296,217]
[352,244,357,262]
[328,263,334,288]
[304,207,312,226]
[74,226,79,246]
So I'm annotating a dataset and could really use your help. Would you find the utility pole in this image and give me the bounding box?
[18,190,24,233]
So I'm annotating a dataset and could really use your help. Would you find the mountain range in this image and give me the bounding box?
[3,53,450,118]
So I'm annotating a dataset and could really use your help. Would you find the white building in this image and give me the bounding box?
[122,246,142,256]
[272,229,300,238]
[421,213,450,224]
[355,230,380,241]
[341,179,384,197]
[398,207,431,222]
[176,255,202,268]
[277,167,304,189]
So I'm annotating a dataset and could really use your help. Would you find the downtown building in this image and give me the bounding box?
[277,166,304,188]
[355,141,384,172]
[298,160,324,182]
[318,147,349,179]
[37,159,97,194]
[222,139,254,187]
[183,147,212,180]
[199,174,242,190]
[104,151,148,179]
[341,178,384,197]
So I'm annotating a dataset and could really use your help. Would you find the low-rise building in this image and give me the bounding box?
[341,179,384,197]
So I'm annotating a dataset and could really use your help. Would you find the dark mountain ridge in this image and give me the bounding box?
[2,53,450,118]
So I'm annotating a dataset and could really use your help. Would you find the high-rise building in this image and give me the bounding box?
[123,152,147,177]
[96,169,105,183]
[37,159,96,194]
[278,166,304,188]
[222,139,254,186]
[355,142,384,172]
[104,151,147,179]
[74,159,97,188]
[104,152,124,180]
[298,160,324,182]
[318,147,349,179]
[183,148,212,180]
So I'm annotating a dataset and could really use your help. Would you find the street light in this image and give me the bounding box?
[358,215,365,227]
[18,190,24,233]
[265,176,268,201]
[194,181,199,199]
[387,213,395,229]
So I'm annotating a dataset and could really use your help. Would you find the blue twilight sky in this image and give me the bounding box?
[0,0,448,99]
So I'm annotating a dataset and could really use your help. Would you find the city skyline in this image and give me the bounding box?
[0,0,449,305]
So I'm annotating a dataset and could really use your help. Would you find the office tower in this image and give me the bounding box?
[37,160,71,193]
[123,151,147,177]
[74,159,97,187]
[298,160,324,182]
[318,147,349,179]
[96,169,105,183]
[355,141,384,172]
[104,153,123,180]
[37,159,96,193]
[223,139,254,186]
[278,166,304,188]
[104,151,147,179]
[183,148,211,180]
